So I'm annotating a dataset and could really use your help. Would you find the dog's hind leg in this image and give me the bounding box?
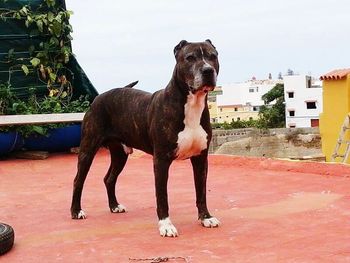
[104,142,129,213]
[71,123,102,219]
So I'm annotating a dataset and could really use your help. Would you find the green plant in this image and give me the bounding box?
[258,83,285,128]
[0,83,18,115]
[0,83,90,137]
[211,119,263,130]
[0,0,74,97]
[0,1,91,137]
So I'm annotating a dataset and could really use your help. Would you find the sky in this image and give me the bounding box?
[66,0,350,93]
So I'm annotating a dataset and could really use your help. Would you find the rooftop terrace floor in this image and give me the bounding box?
[1,150,350,262]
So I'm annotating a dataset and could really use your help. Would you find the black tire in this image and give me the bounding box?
[0,223,14,255]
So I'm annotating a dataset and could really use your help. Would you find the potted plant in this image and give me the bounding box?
[22,89,90,152]
[0,83,25,155]
[0,83,90,154]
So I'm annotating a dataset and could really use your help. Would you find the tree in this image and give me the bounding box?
[258,83,285,128]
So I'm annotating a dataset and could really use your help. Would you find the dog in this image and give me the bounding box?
[71,39,220,237]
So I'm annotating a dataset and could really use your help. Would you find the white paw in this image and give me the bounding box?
[111,204,126,213]
[201,217,220,228]
[77,210,87,219]
[158,217,178,237]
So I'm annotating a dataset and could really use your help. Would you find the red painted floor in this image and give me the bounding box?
[1,150,350,262]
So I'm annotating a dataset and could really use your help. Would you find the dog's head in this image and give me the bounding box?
[173,39,219,94]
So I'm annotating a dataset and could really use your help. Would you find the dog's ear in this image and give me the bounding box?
[205,39,216,49]
[174,40,188,57]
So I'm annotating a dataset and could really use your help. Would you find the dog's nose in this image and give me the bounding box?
[202,67,214,76]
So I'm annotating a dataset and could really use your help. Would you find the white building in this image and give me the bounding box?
[284,75,323,128]
[217,78,283,112]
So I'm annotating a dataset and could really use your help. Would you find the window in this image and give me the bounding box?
[234,107,238,111]
[289,110,295,117]
[306,77,312,88]
[237,117,241,121]
[249,117,253,120]
[220,108,223,112]
[287,92,294,98]
[306,102,316,109]
[253,106,259,111]
[289,124,296,128]
[249,87,258,92]
[232,118,235,122]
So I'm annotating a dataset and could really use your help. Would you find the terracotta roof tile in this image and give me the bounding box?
[320,68,350,80]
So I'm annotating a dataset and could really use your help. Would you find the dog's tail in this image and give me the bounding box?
[124,81,139,88]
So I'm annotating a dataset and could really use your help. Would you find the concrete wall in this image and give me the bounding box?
[214,133,322,158]
[209,127,319,153]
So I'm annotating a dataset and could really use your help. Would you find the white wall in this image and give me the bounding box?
[217,79,282,109]
[284,75,323,128]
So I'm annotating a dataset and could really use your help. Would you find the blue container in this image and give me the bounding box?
[0,132,24,156]
[24,124,81,152]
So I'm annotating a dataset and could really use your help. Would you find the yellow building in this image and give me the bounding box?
[208,86,222,122]
[208,86,260,124]
[319,69,350,163]
[215,104,259,123]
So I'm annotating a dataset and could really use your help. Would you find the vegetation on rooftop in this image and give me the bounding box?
[0,0,74,97]
[0,0,90,137]
[258,83,286,128]
[0,83,90,137]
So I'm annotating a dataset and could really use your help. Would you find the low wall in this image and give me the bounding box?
[209,127,319,153]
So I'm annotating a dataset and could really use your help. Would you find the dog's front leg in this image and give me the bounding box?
[191,153,220,228]
[153,156,178,237]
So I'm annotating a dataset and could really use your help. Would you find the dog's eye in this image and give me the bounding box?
[185,55,196,62]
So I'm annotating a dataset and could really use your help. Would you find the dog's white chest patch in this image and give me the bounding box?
[176,92,208,160]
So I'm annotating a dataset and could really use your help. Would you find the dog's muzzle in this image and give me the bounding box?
[199,66,217,92]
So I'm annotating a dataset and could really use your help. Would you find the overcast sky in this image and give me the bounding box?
[66,0,350,93]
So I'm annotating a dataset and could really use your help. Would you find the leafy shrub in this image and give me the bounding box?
[0,83,90,137]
